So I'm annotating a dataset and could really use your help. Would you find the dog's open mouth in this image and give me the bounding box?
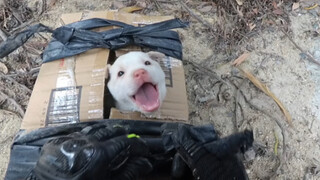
[132,82,160,112]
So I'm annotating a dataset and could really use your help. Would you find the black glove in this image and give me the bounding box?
[27,125,153,180]
[164,124,253,180]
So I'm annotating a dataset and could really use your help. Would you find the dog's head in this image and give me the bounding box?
[107,51,167,113]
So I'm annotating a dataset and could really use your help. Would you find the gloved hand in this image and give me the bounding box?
[27,125,152,180]
[165,124,253,180]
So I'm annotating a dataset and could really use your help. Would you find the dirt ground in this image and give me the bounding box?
[0,0,320,179]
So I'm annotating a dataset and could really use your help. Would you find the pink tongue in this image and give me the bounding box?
[134,83,159,111]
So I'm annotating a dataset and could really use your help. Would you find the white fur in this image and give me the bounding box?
[107,51,167,113]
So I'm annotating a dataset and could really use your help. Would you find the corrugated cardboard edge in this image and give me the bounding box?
[110,108,188,123]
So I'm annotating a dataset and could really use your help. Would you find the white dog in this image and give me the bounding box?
[107,51,167,114]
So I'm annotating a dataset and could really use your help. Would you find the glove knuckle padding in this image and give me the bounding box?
[34,136,101,180]
[33,133,150,180]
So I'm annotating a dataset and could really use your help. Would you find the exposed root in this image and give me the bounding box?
[184,59,228,85]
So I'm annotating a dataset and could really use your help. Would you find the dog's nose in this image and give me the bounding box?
[133,69,147,79]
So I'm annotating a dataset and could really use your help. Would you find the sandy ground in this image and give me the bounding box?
[0,0,320,179]
[0,110,21,179]
[183,11,320,179]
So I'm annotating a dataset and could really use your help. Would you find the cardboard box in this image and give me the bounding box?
[21,11,189,130]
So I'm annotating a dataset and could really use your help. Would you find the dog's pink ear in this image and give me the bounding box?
[147,51,165,63]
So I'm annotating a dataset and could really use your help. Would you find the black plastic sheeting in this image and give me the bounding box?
[5,120,181,180]
[0,18,188,62]
[4,119,252,180]
[5,120,217,180]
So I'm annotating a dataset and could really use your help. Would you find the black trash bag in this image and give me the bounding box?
[4,120,253,180]
[5,120,175,180]
[0,18,188,62]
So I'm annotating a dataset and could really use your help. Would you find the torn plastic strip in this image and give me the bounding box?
[0,18,188,61]
[0,24,52,58]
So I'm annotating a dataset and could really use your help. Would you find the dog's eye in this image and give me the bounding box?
[118,71,124,77]
[145,61,151,65]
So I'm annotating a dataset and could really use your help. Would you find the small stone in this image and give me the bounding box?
[313,50,320,60]
[299,53,307,59]
[244,148,256,161]
[0,62,8,74]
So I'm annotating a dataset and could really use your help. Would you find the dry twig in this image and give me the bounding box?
[255,0,320,67]
[10,19,36,34]
[179,0,211,29]
[227,0,247,24]
[39,0,47,15]
[157,0,178,2]
[151,0,164,15]
[5,67,40,77]
[279,28,320,66]
[3,0,24,24]
[233,79,246,131]
[228,75,287,177]
[240,88,287,176]
[184,59,228,85]
[239,67,293,126]
[178,0,223,39]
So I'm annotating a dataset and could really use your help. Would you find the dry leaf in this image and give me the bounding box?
[292,2,300,11]
[232,52,250,66]
[239,68,293,125]
[236,0,243,6]
[236,6,244,17]
[274,131,279,155]
[119,6,143,13]
[273,9,284,15]
[304,4,318,10]
[253,8,259,14]
[249,23,256,31]
[199,6,212,13]
[272,1,278,9]
[0,62,8,74]
[264,19,275,25]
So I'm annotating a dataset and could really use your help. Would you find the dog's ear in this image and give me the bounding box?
[147,51,166,63]
[107,64,112,70]
[106,64,112,80]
